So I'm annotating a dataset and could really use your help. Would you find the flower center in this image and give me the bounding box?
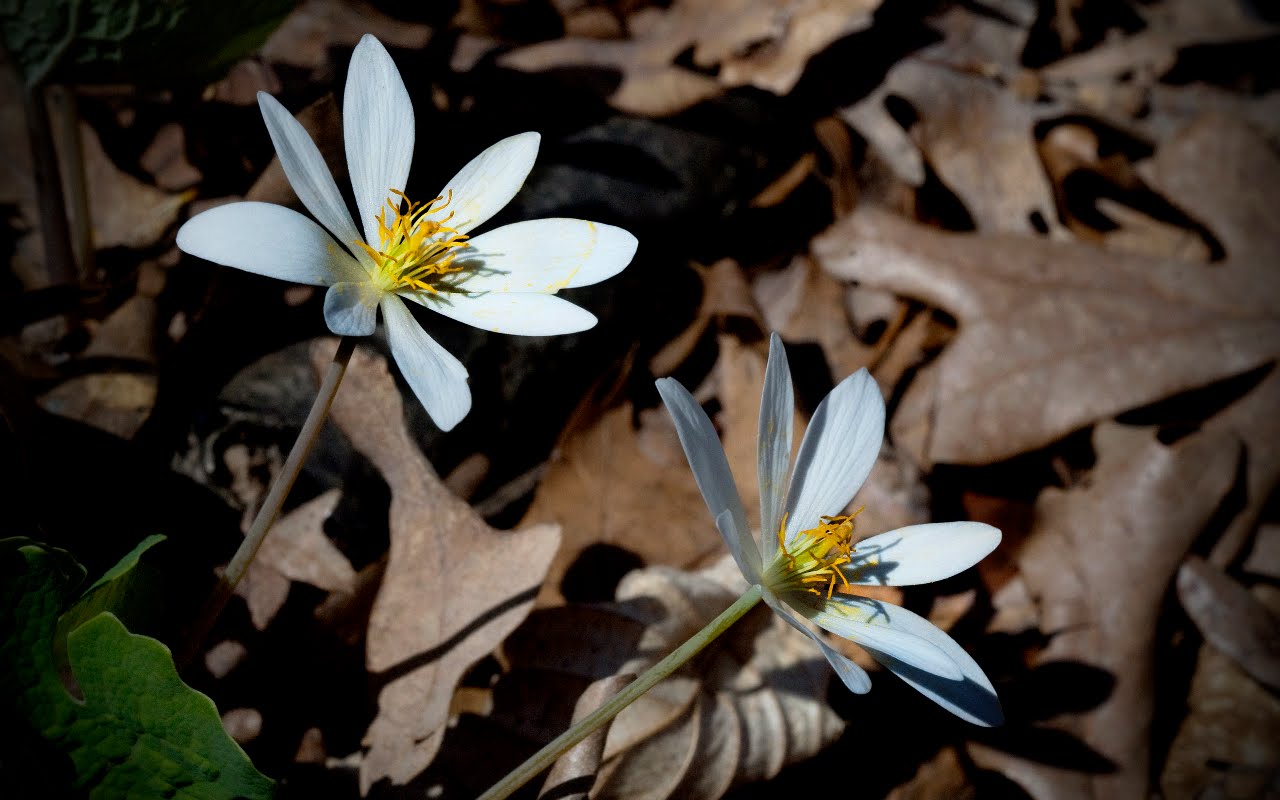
[357,189,469,294]
[765,509,865,599]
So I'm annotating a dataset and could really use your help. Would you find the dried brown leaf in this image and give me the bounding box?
[80,121,191,250]
[649,259,762,377]
[539,674,635,800]
[1177,556,1280,691]
[842,58,1063,235]
[499,558,843,800]
[315,342,561,791]
[812,117,1280,466]
[1041,0,1277,115]
[1244,523,1280,581]
[974,423,1240,798]
[37,373,157,439]
[751,256,876,382]
[140,123,201,191]
[260,0,432,70]
[500,0,879,116]
[887,746,976,800]
[1160,602,1280,800]
[232,487,356,630]
[522,401,725,605]
[256,488,356,594]
[1204,370,1280,567]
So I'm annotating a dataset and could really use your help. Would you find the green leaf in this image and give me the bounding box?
[0,0,296,87]
[67,613,276,799]
[56,533,165,654]
[0,538,85,733]
[1,538,275,799]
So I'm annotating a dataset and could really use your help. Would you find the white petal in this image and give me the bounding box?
[417,291,596,335]
[764,594,871,694]
[380,295,470,431]
[323,282,383,335]
[344,34,414,245]
[655,378,758,580]
[757,332,794,563]
[454,219,637,294]
[717,509,761,585]
[817,595,1002,725]
[781,368,884,545]
[844,522,1002,587]
[802,595,963,681]
[177,201,364,285]
[257,91,368,268]
[439,132,539,234]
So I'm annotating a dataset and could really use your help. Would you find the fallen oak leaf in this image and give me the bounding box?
[603,559,846,796]
[1176,556,1280,692]
[751,255,879,383]
[648,259,763,378]
[521,400,725,605]
[259,0,431,71]
[841,55,1065,235]
[970,423,1240,798]
[500,0,879,116]
[496,557,843,799]
[1160,588,1280,800]
[313,341,560,792]
[812,116,1280,466]
[233,487,358,630]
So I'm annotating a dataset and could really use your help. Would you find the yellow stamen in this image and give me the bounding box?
[358,189,469,294]
[767,507,866,599]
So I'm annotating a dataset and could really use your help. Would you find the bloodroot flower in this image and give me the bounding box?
[177,34,636,430]
[657,334,1003,725]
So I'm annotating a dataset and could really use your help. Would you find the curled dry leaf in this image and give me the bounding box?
[500,558,844,800]
[313,341,561,792]
[1176,556,1280,692]
[812,115,1280,466]
[539,674,635,800]
[1161,588,1280,800]
[500,0,879,116]
[970,423,1240,799]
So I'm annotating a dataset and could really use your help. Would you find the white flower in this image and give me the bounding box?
[657,333,1003,725]
[177,35,637,431]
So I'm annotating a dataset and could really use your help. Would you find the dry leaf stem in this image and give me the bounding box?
[478,583,765,800]
[21,82,79,288]
[178,336,356,668]
[45,85,94,278]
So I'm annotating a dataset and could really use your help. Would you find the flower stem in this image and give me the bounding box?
[177,337,356,669]
[477,583,765,800]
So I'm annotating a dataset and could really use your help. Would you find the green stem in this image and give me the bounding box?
[178,337,356,669]
[477,583,765,800]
